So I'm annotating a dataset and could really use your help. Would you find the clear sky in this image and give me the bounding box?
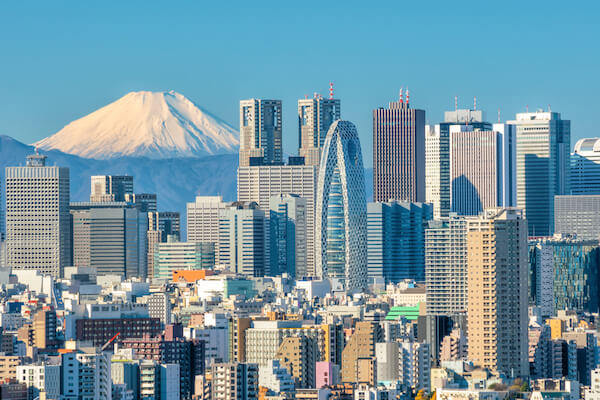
[0,1,597,167]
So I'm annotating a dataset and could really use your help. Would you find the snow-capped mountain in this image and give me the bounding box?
[35,90,239,159]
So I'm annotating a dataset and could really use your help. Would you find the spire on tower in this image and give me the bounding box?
[329,82,334,99]
[474,96,477,111]
[399,87,403,103]
[406,88,410,106]
[455,96,458,111]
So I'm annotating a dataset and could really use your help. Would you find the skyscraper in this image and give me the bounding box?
[367,201,432,283]
[158,211,181,241]
[239,99,282,167]
[237,164,317,278]
[71,201,148,278]
[125,193,157,213]
[554,195,600,240]
[425,216,467,316]
[466,208,529,377]
[449,123,516,215]
[425,108,492,218]
[315,120,368,291]
[298,95,341,166]
[5,153,71,277]
[571,138,600,195]
[373,93,425,203]
[509,110,570,236]
[186,196,228,261]
[269,194,307,278]
[90,175,133,202]
[218,202,267,277]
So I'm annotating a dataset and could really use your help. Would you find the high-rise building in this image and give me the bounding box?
[554,195,600,240]
[71,201,148,278]
[90,175,133,202]
[269,194,307,278]
[187,196,228,260]
[373,94,426,203]
[275,336,318,388]
[125,192,157,213]
[211,362,259,400]
[426,108,492,218]
[449,123,516,215]
[153,239,215,280]
[529,237,599,315]
[367,201,432,283]
[158,211,181,241]
[147,212,163,278]
[341,322,383,383]
[218,202,267,277]
[315,120,368,291]
[298,95,341,166]
[509,110,570,236]
[425,216,468,316]
[147,292,172,326]
[571,138,600,195]
[466,208,529,377]
[5,153,71,277]
[239,99,282,167]
[237,165,317,277]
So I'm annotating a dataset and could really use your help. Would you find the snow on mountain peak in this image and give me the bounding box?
[35,90,240,159]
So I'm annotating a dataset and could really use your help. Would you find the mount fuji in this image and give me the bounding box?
[35,90,239,159]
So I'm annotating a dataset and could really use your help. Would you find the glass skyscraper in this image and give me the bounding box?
[315,120,368,291]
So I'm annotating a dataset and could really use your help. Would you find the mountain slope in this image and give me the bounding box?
[34,91,239,159]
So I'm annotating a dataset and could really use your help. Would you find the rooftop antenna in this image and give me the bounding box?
[526,104,529,113]
[399,87,404,103]
[498,108,501,123]
[454,96,458,111]
[548,104,552,112]
[406,88,410,106]
[313,92,318,99]
[474,96,477,111]
[304,94,308,99]
[329,82,334,99]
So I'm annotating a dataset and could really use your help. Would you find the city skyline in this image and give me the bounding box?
[0,2,597,167]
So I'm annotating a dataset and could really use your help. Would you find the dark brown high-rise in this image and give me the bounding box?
[373,93,425,202]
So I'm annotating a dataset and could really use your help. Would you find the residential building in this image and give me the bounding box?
[147,292,172,326]
[275,336,318,388]
[367,201,432,283]
[237,164,318,277]
[341,322,383,383]
[466,208,529,377]
[425,216,468,316]
[16,363,61,400]
[269,193,307,278]
[5,152,71,277]
[298,95,341,166]
[315,120,368,291]
[509,110,571,236]
[373,93,426,203]
[211,362,259,400]
[259,359,295,395]
[239,99,282,167]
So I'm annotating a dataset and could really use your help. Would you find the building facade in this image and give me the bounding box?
[269,194,307,278]
[298,96,341,166]
[373,95,426,203]
[315,120,368,291]
[509,111,570,236]
[153,240,215,280]
[571,138,600,195]
[239,99,282,167]
[555,195,600,240]
[90,175,133,202]
[5,153,71,277]
[367,201,432,283]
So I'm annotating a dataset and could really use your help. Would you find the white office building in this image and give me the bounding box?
[5,153,71,277]
[186,196,228,260]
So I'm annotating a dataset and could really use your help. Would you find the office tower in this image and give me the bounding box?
[153,240,215,280]
[426,108,492,219]
[425,216,468,316]
[298,95,341,166]
[5,153,71,277]
[467,208,529,377]
[269,194,307,278]
[367,201,432,283]
[509,110,570,236]
[571,138,600,195]
[187,196,228,260]
[125,192,157,213]
[449,123,516,215]
[373,93,426,202]
[218,202,267,277]
[555,195,600,240]
[147,212,163,278]
[238,164,317,277]
[529,237,599,315]
[90,175,133,202]
[315,120,368,291]
[210,362,259,400]
[239,99,282,167]
[71,201,148,278]
[159,211,181,241]
[341,322,383,383]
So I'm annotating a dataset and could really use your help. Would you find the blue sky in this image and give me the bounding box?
[0,1,597,167]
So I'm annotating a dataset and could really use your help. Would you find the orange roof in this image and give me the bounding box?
[172,269,214,283]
